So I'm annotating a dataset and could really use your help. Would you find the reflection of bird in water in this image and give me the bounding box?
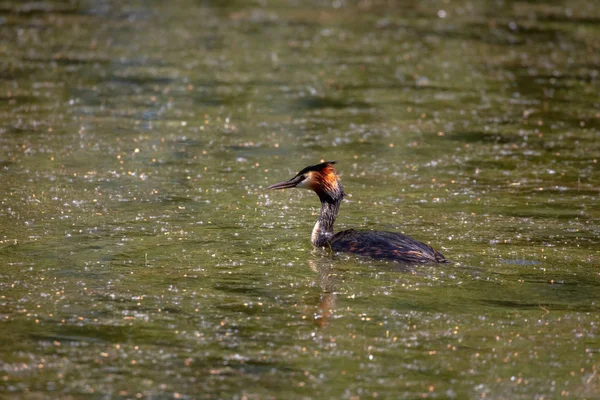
[306,258,337,328]
[268,161,449,264]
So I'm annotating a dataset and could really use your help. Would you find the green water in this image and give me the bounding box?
[1,0,599,398]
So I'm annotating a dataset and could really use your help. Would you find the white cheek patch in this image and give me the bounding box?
[296,177,313,189]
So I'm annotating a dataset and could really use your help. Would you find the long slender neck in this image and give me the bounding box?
[311,198,342,247]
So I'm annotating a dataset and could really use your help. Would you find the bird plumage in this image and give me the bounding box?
[330,229,448,263]
[268,161,449,264]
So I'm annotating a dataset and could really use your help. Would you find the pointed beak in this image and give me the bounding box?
[267,175,304,190]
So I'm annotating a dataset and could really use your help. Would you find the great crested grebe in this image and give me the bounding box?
[268,161,449,263]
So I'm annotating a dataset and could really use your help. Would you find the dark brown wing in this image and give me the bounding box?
[330,229,449,264]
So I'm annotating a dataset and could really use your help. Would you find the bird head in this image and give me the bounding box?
[268,161,345,203]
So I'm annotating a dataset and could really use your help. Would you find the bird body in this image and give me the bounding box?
[268,161,449,264]
[330,229,447,263]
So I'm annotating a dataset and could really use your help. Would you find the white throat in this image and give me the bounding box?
[311,220,333,247]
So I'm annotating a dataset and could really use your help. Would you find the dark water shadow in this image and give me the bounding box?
[109,74,178,86]
[295,95,372,110]
[445,131,515,145]
[30,324,133,344]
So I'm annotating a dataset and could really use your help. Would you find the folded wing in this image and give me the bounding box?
[330,229,449,264]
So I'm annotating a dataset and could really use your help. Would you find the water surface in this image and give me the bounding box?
[1,0,599,398]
